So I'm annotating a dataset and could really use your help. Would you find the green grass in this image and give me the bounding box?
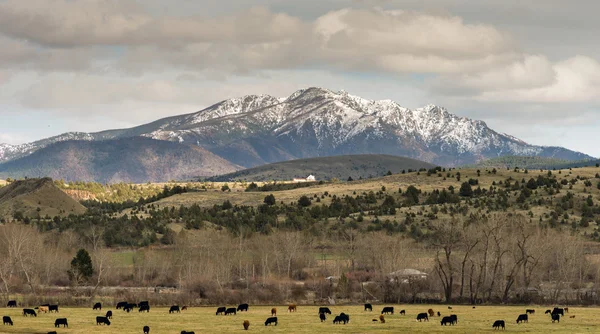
[0,305,597,333]
[110,251,136,267]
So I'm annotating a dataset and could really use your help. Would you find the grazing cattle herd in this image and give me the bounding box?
[0,299,580,332]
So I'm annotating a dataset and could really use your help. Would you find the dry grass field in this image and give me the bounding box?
[0,305,598,334]
[151,167,600,208]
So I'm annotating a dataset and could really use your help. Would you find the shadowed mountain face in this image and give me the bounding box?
[0,87,593,170]
[0,137,241,183]
[0,177,86,218]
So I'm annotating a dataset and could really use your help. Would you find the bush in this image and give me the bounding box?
[298,196,312,207]
[263,194,276,206]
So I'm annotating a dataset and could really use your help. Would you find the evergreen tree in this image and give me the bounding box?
[264,194,276,206]
[403,185,420,205]
[298,196,312,207]
[68,249,93,285]
[459,182,473,197]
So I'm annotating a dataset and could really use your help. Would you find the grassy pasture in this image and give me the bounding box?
[0,305,598,334]
[151,167,600,209]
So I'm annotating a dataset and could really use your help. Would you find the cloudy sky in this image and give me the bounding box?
[0,0,599,157]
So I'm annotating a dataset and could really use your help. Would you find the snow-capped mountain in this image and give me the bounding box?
[0,87,593,167]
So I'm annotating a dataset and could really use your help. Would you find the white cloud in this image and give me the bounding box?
[0,2,515,75]
[475,56,600,103]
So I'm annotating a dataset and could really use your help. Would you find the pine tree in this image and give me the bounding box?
[68,249,93,285]
[264,194,276,206]
[459,182,473,197]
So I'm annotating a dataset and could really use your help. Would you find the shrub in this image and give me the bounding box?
[298,196,312,207]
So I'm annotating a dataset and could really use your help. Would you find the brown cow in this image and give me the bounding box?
[565,307,569,313]
[243,320,250,330]
[379,315,385,323]
[570,315,575,319]
[428,309,435,317]
[38,306,49,313]
[271,308,277,316]
[288,304,297,312]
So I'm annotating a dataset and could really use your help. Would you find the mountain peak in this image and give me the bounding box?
[0,87,593,169]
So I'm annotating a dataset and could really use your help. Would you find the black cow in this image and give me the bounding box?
[169,306,180,314]
[516,314,528,324]
[180,331,195,334]
[400,309,406,315]
[116,301,128,309]
[441,316,454,326]
[381,306,394,315]
[552,313,560,323]
[124,304,135,312]
[319,313,326,322]
[265,317,278,326]
[437,311,441,317]
[48,332,57,334]
[54,318,68,328]
[319,307,332,315]
[225,308,236,315]
[3,316,13,326]
[7,301,16,308]
[526,309,535,314]
[216,307,226,315]
[417,313,429,322]
[96,316,111,326]
[139,301,149,307]
[139,305,150,313]
[450,314,458,324]
[364,303,372,311]
[105,310,112,319]
[23,309,37,317]
[552,308,565,316]
[93,302,102,311]
[545,309,552,314]
[492,320,505,330]
[237,304,249,312]
[49,305,59,313]
[143,325,150,334]
[333,313,349,324]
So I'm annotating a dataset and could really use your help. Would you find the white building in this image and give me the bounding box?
[292,175,316,183]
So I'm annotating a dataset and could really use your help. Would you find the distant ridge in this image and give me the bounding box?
[0,178,86,218]
[208,154,436,182]
[0,137,241,183]
[473,156,600,170]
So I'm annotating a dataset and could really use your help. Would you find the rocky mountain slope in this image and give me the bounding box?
[0,87,593,168]
[0,137,241,183]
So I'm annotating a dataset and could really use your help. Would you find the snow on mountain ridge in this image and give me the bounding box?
[0,87,592,167]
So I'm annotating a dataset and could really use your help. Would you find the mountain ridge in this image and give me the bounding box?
[0,87,593,168]
[208,154,436,182]
[0,137,242,183]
